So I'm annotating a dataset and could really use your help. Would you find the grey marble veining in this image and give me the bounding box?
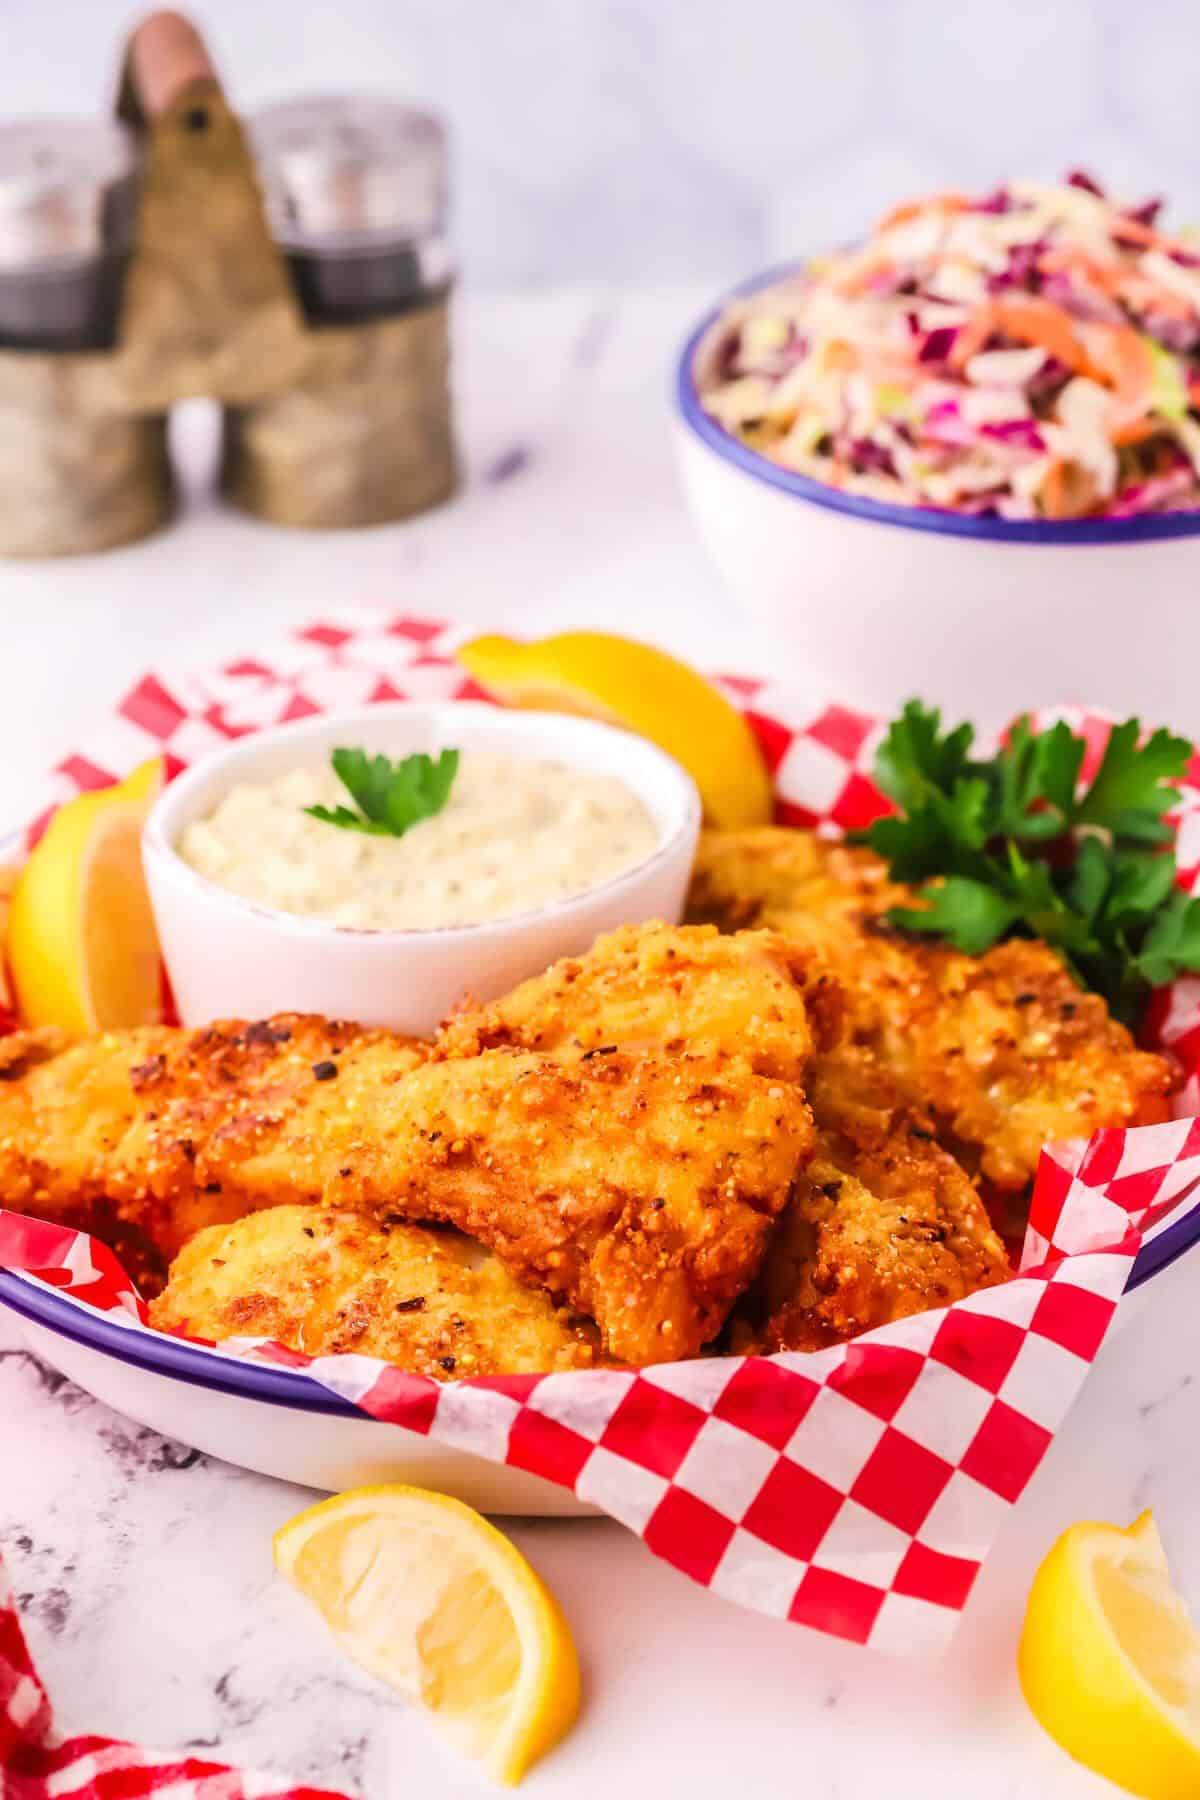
[0,1327,428,1794]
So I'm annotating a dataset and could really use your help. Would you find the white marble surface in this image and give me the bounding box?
[8,0,1200,285]
[3,288,1200,1798]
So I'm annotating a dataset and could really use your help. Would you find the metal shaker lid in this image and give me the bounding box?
[0,119,138,269]
[249,94,446,251]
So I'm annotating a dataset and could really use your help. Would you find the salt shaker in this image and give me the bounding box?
[248,94,450,325]
[0,120,139,350]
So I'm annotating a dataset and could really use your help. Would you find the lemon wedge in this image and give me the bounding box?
[273,1485,581,1786]
[7,757,164,1036]
[457,630,772,828]
[1019,1510,1200,1798]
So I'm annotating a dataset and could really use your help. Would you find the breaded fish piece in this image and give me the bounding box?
[357,1045,813,1364]
[744,1051,1011,1352]
[0,1013,811,1363]
[879,937,1174,1191]
[151,1206,605,1377]
[688,829,907,935]
[0,1015,428,1278]
[689,828,1174,1191]
[437,919,836,1079]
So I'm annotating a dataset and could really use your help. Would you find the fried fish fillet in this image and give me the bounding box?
[689,828,1174,1191]
[688,830,906,935]
[150,1206,605,1377]
[0,1007,811,1363]
[742,1050,1011,1352]
[0,1015,428,1276]
[351,1045,812,1363]
[437,919,837,1078]
[410,924,824,1357]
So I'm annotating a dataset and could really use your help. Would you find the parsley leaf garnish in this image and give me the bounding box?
[855,701,1200,1022]
[304,747,459,838]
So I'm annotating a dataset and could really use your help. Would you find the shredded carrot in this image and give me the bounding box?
[836,258,895,297]
[876,190,970,234]
[1106,213,1200,265]
[1089,324,1153,409]
[1039,247,1124,295]
[1111,415,1161,447]
[1039,247,1192,322]
[1040,458,1098,519]
[822,340,860,372]
[947,309,996,371]
[1109,216,1163,250]
[991,297,1088,371]
[951,296,1089,375]
[1041,459,1069,518]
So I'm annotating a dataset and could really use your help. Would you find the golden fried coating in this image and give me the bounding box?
[689,828,1174,1191]
[355,1045,812,1364]
[437,920,837,1078]
[688,829,907,934]
[422,925,827,1358]
[150,1206,605,1377]
[0,1005,811,1364]
[878,937,1174,1190]
[744,1051,1011,1352]
[0,1015,427,1278]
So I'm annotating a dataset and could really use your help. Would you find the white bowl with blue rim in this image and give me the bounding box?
[675,267,1200,732]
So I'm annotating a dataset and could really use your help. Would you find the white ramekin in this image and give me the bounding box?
[675,268,1200,732]
[143,701,701,1033]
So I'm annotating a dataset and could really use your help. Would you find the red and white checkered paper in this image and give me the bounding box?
[0,1546,351,1800]
[6,608,1200,1656]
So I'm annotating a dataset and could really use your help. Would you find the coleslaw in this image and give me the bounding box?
[695,174,1200,519]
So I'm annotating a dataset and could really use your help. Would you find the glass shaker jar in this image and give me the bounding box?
[0,119,139,351]
[247,94,449,326]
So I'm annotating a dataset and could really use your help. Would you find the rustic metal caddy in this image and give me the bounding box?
[0,10,456,556]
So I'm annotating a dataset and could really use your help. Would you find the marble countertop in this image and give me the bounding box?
[3,288,1199,1799]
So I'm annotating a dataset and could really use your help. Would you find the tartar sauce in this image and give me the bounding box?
[178,752,660,929]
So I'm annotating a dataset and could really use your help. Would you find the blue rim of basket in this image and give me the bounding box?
[0,1270,361,1415]
[674,263,1200,545]
[2,1191,1196,1416]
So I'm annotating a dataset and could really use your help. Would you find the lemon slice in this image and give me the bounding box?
[457,630,772,828]
[1019,1510,1200,1797]
[7,757,164,1036]
[273,1485,581,1786]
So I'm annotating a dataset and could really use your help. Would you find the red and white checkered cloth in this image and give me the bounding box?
[0,1546,351,1800]
[5,609,1200,1655]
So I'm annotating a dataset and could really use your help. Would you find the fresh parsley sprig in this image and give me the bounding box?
[855,701,1200,1022]
[305,746,459,838]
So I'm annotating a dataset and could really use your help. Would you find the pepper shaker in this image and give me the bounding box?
[248,94,450,325]
[0,119,139,350]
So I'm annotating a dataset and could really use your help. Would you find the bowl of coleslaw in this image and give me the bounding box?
[676,174,1200,726]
